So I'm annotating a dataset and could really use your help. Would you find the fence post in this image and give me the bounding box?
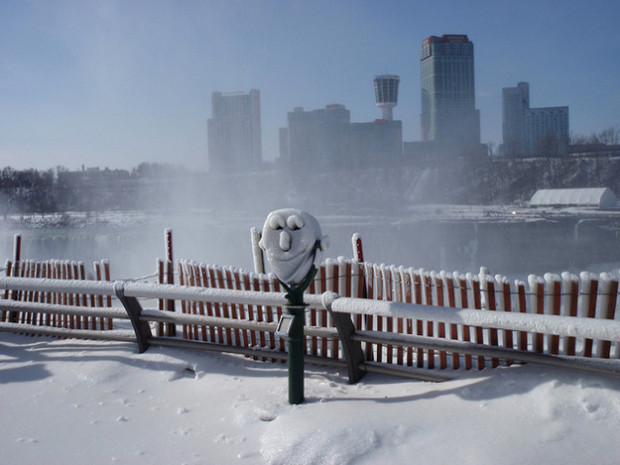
[164,229,176,337]
[351,234,367,301]
[599,273,619,358]
[529,275,545,354]
[7,234,22,323]
[251,228,265,274]
[580,272,599,358]
[545,274,562,355]
[561,272,579,356]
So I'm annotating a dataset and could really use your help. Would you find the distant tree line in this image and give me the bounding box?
[0,163,190,216]
[0,167,57,215]
[570,125,620,147]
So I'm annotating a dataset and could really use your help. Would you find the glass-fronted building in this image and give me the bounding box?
[280,104,402,167]
[502,82,569,157]
[420,35,481,155]
[284,104,351,167]
[207,89,262,172]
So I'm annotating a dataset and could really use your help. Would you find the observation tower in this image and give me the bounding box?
[373,75,400,121]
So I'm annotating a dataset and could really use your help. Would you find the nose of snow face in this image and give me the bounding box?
[279,230,291,251]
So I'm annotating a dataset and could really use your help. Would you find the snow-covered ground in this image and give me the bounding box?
[2,332,620,464]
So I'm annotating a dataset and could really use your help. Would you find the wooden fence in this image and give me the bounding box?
[3,275,620,383]
[171,255,620,371]
[1,235,113,330]
[2,230,620,375]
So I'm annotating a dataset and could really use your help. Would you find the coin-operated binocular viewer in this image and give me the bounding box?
[259,208,328,404]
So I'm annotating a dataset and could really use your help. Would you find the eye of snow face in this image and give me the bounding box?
[286,215,304,231]
[269,214,285,230]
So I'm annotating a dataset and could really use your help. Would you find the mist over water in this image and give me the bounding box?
[0,212,262,280]
[2,203,619,283]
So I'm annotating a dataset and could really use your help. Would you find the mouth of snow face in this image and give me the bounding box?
[269,239,313,262]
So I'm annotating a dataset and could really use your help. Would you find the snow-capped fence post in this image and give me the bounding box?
[598,274,619,358]
[442,271,461,369]
[351,233,368,301]
[580,273,599,358]
[528,275,545,354]
[544,274,563,355]
[561,272,580,356]
[7,234,22,323]
[164,229,176,337]
[251,228,265,274]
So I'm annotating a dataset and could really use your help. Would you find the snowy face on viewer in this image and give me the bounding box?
[259,208,327,287]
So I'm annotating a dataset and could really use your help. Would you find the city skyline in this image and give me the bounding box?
[1,1,619,171]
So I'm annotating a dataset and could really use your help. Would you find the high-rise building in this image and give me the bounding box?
[419,34,481,155]
[207,89,262,172]
[346,120,402,165]
[374,75,400,121]
[502,82,530,156]
[280,102,402,167]
[282,104,351,166]
[502,82,569,157]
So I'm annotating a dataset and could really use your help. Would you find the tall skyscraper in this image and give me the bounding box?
[420,34,481,155]
[374,75,400,121]
[502,82,530,156]
[502,82,569,157]
[207,89,262,172]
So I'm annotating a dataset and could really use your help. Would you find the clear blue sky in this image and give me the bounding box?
[1,0,618,171]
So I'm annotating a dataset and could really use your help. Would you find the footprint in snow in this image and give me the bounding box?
[582,401,599,413]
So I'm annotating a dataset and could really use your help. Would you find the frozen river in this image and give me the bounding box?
[1,207,619,282]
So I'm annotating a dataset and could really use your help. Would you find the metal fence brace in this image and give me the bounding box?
[328,309,365,383]
[113,281,152,353]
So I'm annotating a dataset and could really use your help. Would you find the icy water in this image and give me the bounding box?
[1,208,619,282]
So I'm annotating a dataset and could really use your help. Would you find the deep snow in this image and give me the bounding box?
[2,332,620,464]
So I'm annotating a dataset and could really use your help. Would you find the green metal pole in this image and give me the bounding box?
[286,304,305,405]
[281,265,316,405]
